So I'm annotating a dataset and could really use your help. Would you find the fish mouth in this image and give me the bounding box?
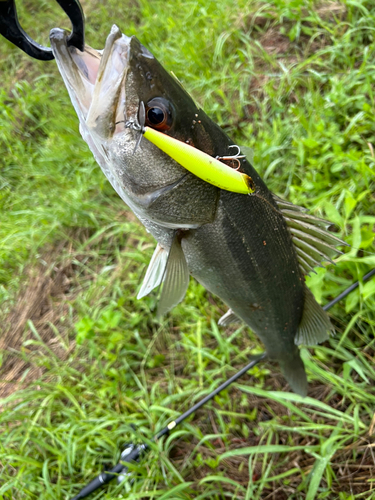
[50,25,131,139]
[50,25,200,225]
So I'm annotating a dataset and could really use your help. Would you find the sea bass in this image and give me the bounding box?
[50,25,345,396]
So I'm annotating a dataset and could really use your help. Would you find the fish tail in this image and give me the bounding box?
[278,348,307,397]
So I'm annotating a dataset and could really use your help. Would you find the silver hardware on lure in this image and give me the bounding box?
[216,145,246,170]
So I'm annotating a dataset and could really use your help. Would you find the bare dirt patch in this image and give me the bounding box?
[0,245,78,399]
[0,210,141,400]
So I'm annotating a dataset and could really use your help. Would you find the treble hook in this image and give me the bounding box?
[0,0,85,61]
[216,145,246,170]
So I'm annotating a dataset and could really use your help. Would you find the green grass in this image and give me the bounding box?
[1,0,375,498]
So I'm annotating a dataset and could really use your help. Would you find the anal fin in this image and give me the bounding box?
[295,287,334,346]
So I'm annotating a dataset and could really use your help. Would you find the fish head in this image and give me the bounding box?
[50,25,226,228]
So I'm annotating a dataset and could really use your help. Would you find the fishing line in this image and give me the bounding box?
[131,101,146,154]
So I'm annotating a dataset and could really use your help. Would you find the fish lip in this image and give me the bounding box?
[50,25,131,136]
[50,27,102,122]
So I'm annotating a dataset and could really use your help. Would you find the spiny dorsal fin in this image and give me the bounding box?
[290,227,343,259]
[137,243,168,299]
[157,233,190,317]
[295,245,324,270]
[295,287,334,346]
[218,308,242,326]
[273,195,308,212]
[273,195,348,276]
[283,217,345,247]
[298,254,318,276]
[281,209,329,228]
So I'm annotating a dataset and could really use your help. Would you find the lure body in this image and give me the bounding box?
[143,126,254,195]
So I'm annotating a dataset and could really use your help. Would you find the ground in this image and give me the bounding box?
[0,0,375,499]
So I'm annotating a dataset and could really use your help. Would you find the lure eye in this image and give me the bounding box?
[145,98,173,131]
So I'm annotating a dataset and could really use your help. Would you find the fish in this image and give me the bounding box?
[49,24,346,396]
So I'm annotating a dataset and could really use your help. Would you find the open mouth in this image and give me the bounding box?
[50,25,131,138]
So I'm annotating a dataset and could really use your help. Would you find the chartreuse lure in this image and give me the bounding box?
[143,126,255,195]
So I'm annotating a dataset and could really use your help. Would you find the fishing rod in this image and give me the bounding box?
[322,268,375,311]
[70,269,375,500]
[70,353,266,500]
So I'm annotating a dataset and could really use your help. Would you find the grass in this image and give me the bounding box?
[0,0,375,498]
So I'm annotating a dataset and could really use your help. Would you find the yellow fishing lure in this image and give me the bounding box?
[143,126,255,195]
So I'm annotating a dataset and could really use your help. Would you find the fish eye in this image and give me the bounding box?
[145,98,173,131]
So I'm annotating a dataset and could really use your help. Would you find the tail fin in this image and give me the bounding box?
[279,349,308,397]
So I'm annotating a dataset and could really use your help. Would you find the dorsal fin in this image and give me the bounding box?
[295,287,334,346]
[273,195,348,276]
[283,217,345,247]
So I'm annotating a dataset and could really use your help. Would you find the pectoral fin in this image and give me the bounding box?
[218,309,242,326]
[157,234,190,317]
[295,287,334,346]
[137,243,168,299]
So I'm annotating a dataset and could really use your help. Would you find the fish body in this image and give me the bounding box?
[183,187,306,390]
[50,25,343,395]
